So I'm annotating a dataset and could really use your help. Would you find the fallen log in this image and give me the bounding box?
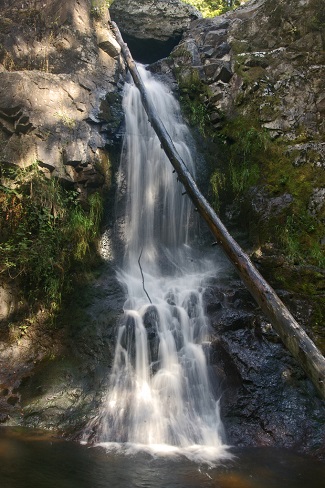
[111,21,325,400]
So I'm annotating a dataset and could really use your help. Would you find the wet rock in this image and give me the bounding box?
[205,279,325,459]
[203,287,224,314]
[183,291,200,319]
[142,305,160,364]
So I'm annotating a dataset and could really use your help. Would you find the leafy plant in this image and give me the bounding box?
[90,0,113,19]
[0,164,103,313]
[177,69,211,136]
[182,0,245,18]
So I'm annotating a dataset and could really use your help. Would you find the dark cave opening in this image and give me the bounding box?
[120,32,182,64]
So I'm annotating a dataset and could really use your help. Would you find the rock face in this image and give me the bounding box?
[109,0,201,62]
[203,276,325,459]
[110,0,201,41]
[171,0,324,142]
[0,265,126,432]
[149,0,325,458]
[0,0,124,192]
[0,0,324,462]
[168,0,325,341]
[169,0,324,195]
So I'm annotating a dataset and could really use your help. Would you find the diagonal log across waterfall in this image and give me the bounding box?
[111,22,325,400]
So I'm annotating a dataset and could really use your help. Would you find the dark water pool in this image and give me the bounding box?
[0,428,324,488]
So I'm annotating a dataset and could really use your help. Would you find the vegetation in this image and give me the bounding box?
[91,0,113,19]
[172,42,324,273]
[0,164,103,315]
[172,65,211,137]
[180,76,210,136]
[182,0,245,17]
[209,115,325,268]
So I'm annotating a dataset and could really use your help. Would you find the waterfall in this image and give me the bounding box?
[84,65,230,463]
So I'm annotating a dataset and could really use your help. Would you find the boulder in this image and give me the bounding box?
[204,279,325,459]
[110,0,201,42]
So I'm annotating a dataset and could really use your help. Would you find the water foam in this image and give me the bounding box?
[83,65,230,463]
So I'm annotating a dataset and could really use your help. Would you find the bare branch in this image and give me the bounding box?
[138,248,152,304]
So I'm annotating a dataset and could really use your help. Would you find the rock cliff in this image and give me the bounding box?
[186,3,323,202]
[0,0,123,192]
[174,0,324,143]
[166,0,324,344]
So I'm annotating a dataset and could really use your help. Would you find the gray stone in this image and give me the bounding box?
[204,30,228,45]
[170,0,325,146]
[216,63,233,83]
[109,0,201,42]
[97,28,121,58]
[0,285,17,323]
[0,0,123,190]
[308,188,325,217]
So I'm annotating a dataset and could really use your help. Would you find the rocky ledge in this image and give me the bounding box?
[0,0,124,192]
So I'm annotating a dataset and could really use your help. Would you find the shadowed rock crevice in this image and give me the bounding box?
[120,32,182,64]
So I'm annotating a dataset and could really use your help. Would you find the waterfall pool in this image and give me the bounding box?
[0,427,324,488]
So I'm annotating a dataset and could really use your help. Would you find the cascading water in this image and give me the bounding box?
[84,65,230,463]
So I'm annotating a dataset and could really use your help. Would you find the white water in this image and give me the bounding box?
[84,66,230,463]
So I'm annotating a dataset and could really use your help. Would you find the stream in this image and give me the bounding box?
[1,428,324,488]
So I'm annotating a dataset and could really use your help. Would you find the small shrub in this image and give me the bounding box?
[181,1,244,18]
[0,164,103,313]
[177,69,211,136]
[90,0,113,19]
[210,169,226,210]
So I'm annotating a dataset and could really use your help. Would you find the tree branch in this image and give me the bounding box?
[138,248,152,304]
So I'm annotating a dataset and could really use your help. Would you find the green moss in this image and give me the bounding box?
[270,264,325,353]
[307,0,325,33]
[231,40,250,55]
[216,117,268,195]
[235,63,267,85]
[170,47,192,62]
[207,114,325,268]
[210,169,226,210]
[175,68,212,137]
